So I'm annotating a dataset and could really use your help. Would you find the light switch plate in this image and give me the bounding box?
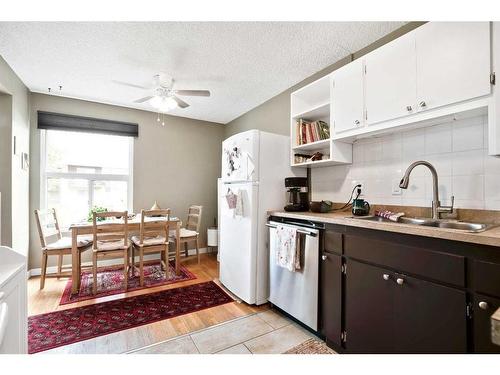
[392,179,402,195]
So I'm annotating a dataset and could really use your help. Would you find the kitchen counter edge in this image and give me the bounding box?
[268,211,500,248]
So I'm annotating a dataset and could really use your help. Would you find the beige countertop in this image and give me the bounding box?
[269,210,500,247]
[493,308,500,346]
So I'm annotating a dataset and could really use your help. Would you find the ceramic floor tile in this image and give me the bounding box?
[244,324,311,354]
[131,335,199,354]
[257,309,292,329]
[190,315,273,353]
[215,344,252,354]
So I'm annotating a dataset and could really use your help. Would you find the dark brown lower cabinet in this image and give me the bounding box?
[345,259,467,353]
[393,272,466,353]
[473,294,500,353]
[345,260,394,353]
[320,252,342,348]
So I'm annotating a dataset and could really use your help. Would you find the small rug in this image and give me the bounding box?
[60,260,196,305]
[29,281,233,354]
[284,338,336,354]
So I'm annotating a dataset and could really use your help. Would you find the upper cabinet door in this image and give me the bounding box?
[331,59,365,134]
[365,32,417,125]
[416,22,491,112]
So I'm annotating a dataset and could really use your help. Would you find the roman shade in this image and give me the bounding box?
[37,111,139,137]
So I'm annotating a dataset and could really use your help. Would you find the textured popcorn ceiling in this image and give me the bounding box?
[0,22,405,124]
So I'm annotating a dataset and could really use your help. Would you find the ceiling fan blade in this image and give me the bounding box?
[112,80,151,90]
[133,96,154,103]
[173,96,190,109]
[175,90,211,97]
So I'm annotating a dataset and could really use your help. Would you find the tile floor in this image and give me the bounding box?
[129,309,319,354]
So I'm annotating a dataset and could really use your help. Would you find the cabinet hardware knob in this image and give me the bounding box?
[382,274,390,281]
[406,105,413,112]
[396,278,404,285]
[419,101,427,108]
[321,255,328,261]
[354,120,360,125]
[478,301,489,310]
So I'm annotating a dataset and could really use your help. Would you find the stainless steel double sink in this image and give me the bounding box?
[352,215,492,233]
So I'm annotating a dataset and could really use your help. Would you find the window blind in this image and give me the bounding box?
[37,111,139,137]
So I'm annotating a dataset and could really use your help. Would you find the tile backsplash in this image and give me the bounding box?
[312,115,500,210]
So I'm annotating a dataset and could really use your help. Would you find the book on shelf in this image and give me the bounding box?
[295,119,330,146]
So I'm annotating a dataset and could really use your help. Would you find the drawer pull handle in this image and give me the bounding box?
[321,255,328,261]
[478,301,489,310]
[382,274,390,281]
[396,278,404,285]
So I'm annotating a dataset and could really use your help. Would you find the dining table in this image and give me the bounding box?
[69,215,181,295]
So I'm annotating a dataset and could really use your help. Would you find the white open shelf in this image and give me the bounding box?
[290,73,352,168]
[291,158,349,168]
[292,138,330,151]
[291,75,330,116]
[291,101,330,121]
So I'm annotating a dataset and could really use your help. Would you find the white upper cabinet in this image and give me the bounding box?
[415,22,491,112]
[331,58,365,134]
[365,32,417,125]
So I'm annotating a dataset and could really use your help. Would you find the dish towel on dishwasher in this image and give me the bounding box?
[275,224,301,272]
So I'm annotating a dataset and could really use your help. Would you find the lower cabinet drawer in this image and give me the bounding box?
[344,234,465,287]
[323,230,343,255]
[473,260,500,297]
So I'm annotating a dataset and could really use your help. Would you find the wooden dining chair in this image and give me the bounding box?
[35,208,92,289]
[91,211,131,294]
[169,205,203,264]
[131,209,171,286]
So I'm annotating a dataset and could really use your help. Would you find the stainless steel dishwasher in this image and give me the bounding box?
[267,219,323,331]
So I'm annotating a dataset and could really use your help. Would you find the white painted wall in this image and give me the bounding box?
[312,115,500,210]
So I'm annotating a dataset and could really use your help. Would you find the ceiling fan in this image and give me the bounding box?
[113,73,211,112]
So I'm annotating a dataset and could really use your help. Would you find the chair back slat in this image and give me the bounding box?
[138,209,171,245]
[92,211,128,249]
[186,205,203,232]
[34,208,63,248]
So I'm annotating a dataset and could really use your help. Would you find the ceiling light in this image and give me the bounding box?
[149,96,177,112]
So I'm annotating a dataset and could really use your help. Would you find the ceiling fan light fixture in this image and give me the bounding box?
[149,96,177,112]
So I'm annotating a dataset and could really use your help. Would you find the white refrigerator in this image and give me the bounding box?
[218,129,305,305]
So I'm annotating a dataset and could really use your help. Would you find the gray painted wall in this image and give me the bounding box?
[0,56,30,254]
[224,22,425,138]
[29,93,225,269]
[0,94,13,246]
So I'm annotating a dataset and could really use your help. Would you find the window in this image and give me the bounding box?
[41,129,133,229]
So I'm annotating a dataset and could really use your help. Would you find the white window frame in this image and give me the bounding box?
[40,129,134,227]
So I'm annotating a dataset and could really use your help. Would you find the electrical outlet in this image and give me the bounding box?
[352,180,364,197]
[392,179,402,195]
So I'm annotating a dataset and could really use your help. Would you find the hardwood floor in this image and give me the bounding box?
[28,254,268,354]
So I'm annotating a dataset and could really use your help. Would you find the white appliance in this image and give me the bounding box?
[0,246,28,354]
[268,220,320,330]
[219,129,305,305]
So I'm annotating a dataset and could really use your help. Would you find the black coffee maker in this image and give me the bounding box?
[284,177,309,212]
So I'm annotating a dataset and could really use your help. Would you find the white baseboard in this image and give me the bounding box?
[28,247,209,278]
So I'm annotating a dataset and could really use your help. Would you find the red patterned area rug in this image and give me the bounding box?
[60,260,196,305]
[29,281,233,354]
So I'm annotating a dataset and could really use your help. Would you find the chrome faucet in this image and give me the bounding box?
[399,161,454,220]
